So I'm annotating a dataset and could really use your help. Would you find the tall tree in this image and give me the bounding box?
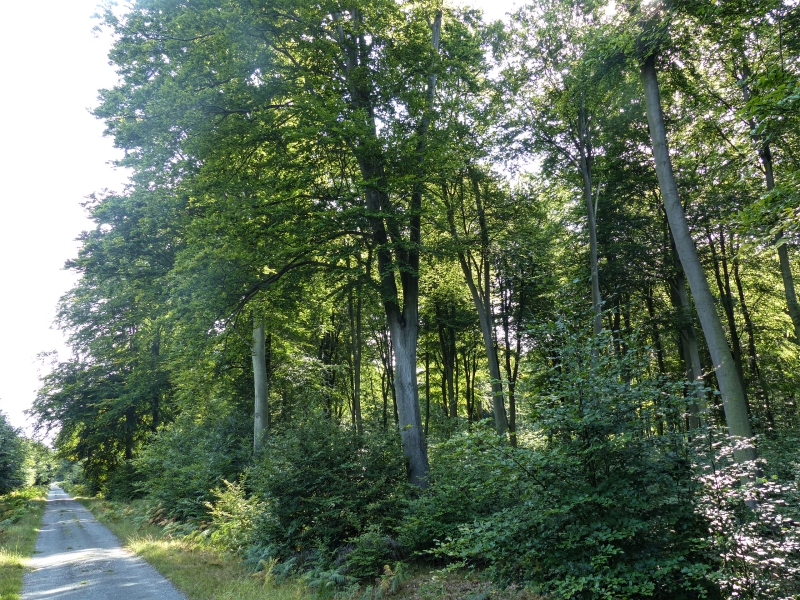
[641,51,755,460]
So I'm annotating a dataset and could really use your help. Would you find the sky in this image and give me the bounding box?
[0,0,518,435]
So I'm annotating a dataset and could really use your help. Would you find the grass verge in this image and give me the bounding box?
[72,494,542,600]
[0,486,48,600]
[74,497,307,600]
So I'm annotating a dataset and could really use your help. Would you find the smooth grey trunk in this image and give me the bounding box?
[642,54,754,460]
[388,314,428,488]
[577,100,603,337]
[673,269,705,429]
[252,318,269,454]
[334,8,440,486]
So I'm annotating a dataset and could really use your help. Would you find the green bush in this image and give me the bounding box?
[431,324,718,599]
[103,461,145,500]
[696,429,800,600]
[206,478,265,555]
[340,525,404,581]
[248,417,410,576]
[398,424,525,554]
[135,409,251,521]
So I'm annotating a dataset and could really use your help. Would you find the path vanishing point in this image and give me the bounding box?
[22,485,187,600]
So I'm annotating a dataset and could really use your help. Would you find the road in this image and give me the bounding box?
[22,485,187,600]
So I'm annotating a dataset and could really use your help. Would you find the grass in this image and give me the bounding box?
[0,486,48,600]
[73,496,307,600]
[72,493,542,600]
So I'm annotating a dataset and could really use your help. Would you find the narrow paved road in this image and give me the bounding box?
[22,485,187,600]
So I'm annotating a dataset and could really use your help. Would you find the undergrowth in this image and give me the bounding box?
[0,486,47,600]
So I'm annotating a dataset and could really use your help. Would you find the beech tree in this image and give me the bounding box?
[92,0,510,487]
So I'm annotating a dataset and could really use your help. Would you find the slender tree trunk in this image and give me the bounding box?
[437,322,457,420]
[348,285,363,434]
[706,227,749,400]
[471,351,479,420]
[645,287,666,375]
[642,54,755,460]
[732,244,775,429]
[667,226,705,428]
[463,349,473,423]
[252,317,269,454]
[500,276,520,447]
[577,100,603,338]
[424,351,430,437]
[737,59,800,343]
[446,175,508,434]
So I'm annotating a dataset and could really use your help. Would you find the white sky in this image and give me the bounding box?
[0,0,519,435]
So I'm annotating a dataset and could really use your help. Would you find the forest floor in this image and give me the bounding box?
[69,492,542,600]
[0,486,47,600]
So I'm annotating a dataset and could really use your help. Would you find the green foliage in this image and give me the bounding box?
[135,408,252,521]
[249,418,410,574]
[696,430,800,600]
[21,440,57,487]
[433,324,717,599]
[0,486,44,530]
[0,412,26,495]
[206,479,265,556]
[398,424,524,554]
[340,526,404,582]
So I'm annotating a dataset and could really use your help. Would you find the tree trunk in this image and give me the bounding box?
[706,227,749,401]
[645,287,666,375]
[348,285,363,434]
[445,175,508,435]
[252,318,269,454]
[736,59,800,343]
[335,7,436,486]
[500,276,520,447]
[387,311,428,487]
[731,243,775,429]
[666,223,706,428]
[642,54,755,460]
[424,351,430,437]
[437,321,457,420]
[577,99,603,338]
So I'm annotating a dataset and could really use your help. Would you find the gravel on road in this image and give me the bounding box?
[22,485,187,600]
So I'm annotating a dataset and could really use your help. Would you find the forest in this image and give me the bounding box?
[28,0,800,598]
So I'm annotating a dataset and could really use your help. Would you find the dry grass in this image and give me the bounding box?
[76,497,307,600]
[0,487,48,600]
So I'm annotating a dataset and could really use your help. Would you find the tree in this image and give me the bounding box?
[0,411,26,494]
[641,49,755,460]
[94,0,506,486]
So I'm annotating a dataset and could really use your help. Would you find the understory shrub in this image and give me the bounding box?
[429,324,718,599]
[248,417,410,579]
[696,429,800,600]
[206,478,265,555]
[135,408,251,521]
[398,424,526,554]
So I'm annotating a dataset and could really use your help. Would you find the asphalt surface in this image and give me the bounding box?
[22,485,187,600]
